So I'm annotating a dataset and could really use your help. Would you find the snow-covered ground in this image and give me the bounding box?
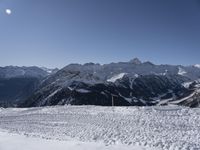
[0,129,145,150]
[0,106,200,150]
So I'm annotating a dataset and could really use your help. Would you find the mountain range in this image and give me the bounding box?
[1,58,200,108]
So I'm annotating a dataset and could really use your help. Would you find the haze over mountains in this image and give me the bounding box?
[0,66,58,106]
[1,58,200,108]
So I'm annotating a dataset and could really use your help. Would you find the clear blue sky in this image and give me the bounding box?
[0,0,200,68]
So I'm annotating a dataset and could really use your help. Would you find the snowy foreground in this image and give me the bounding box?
[0,130,145,150]
[0,106,200,150]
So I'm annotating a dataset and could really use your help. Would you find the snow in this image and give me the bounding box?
[0,106,200,150]
[169,91,196,104]
[107,73,127,82]
[139,99,147,104]
[182,81,193,88]
[182,79,200,89]
[157,98,173,105]
[46,88,62,99]
[0,130,146,150]
[134,74,139,78]
[194,64,200,68]
[76,89,91,93]
[159,70,168,76]
[40,67,54,74]
[68,86,74,90]
[118,93,132,103]
[178,67,187,75]
[152,93,170,101]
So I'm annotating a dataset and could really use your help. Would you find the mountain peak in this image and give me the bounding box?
[194,64,200,68]
[40,67,59,74]
[129,58,142,64]
[143,61,155,66]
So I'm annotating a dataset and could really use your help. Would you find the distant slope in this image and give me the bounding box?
[0,66,49,78]
[0,66,57,107]
[22,74,190,107]
[0,77,40,107]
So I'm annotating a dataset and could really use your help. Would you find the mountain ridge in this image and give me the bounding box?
[1,58,200,108]
[19,58,200,108]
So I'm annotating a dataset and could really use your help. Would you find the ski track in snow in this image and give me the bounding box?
[0,106,200,150]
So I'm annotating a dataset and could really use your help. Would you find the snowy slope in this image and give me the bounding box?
[0,66,50,78]
[194,64,200,68]
[0,130,148,150]
[107,73,127,82]
[0,106,200,150]
[40,67,59,74]
[178,67,187,75]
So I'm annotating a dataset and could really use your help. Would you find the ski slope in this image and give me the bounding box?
[0,129,146,150]
[0,106,200,150]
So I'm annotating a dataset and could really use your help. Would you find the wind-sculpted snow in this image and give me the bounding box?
[0,106,200,150]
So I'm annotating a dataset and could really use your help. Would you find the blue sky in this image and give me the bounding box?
[0,0,200,68]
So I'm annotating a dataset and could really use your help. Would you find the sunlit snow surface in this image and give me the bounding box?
[107,73,127,82]
[0,130,146,150]
[0,106,200,150]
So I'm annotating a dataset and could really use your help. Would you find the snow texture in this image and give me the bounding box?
[194,64,200,68]
[107,73,127,82]
[182,81,193,88]
[0,106,200,150]
[76,89,91,93]
[0,129,147,150]
[178,67,187,75]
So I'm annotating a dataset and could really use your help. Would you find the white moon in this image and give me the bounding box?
[5,9,12,15]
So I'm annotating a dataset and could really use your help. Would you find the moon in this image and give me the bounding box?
[5,9,12,15]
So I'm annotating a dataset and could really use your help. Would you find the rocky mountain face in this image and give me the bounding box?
[19,58,200,108]
[0,66,57,107]
[169,79,200,107]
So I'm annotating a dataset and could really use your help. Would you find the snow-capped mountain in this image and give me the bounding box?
[0,66,52,78]
[1,59,200,107]
[171,79,200,107]
[194,64,200,68]
[107,73,127,82]
[40,67,59,75]
[20,58,200,108]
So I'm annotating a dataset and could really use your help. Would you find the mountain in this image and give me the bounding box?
[129,58,142,64]
[194,64,200,69]
[0,66,57,107]
[40,67,59,75]
[20,58,200,108]
[168,79,200,107]
[0,66,50,78]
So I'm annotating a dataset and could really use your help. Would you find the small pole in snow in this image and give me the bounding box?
[112,95,114,107]
[111,94,118,112]
[111,95,114,112]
